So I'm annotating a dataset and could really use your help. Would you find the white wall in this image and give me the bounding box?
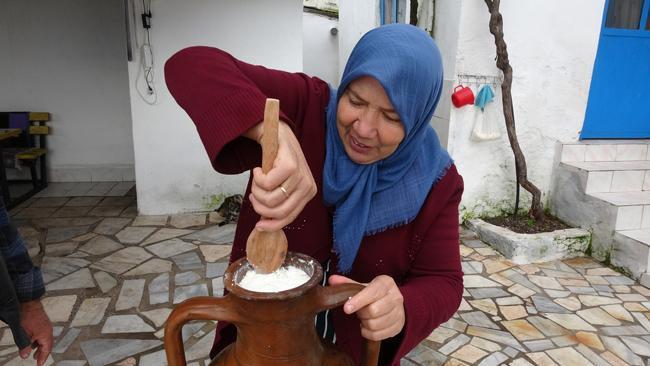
[303,12,340,86]
[129,0,303,214]
[337,0,379,80]
[0,0,135,181]
[444,0,604,217]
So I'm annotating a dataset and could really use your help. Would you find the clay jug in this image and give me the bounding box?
[165,252,380,366]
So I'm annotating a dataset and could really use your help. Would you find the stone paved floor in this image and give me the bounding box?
[0,195,649,366]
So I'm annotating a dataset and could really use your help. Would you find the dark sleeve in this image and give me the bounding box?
[164,46,328,174]
[0,205,44,303]
[389,168,464,364]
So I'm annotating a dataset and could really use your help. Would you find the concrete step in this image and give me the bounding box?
[613,229,650,280]
[559,140,650,163]
[561,161,650,193]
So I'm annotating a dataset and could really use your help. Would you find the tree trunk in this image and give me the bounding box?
[483,0,544,220]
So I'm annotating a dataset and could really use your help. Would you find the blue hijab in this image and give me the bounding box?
[323,24,452,273]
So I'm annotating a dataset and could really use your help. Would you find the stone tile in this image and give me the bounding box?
[115,279,145,311]
[496,296,523,306]
[65,196,102,207]
[440,318,468,332]
[212,277,224,296]
[543,314,597,331]
[632,312,650,332]
[175,271,201,285]
[146,238,196,258]
[94,218,132,235]
[41,256,89,284]
[200,245,231,263]
[438,334,471,355]
[52,206,92,218]
[575,344,612,366]
[46,268,95,291]
[71,298,111,327]
[466,326,525,351]
[450,344,487,364]
[54,361,86,366]
[185,332,215,361]
[557,278,590,287]
[633,285,650,296]
[468,288,510,299]
[80,339,162,366]
[41,295,77,322]
[500,305,527,320]
[464,275,500,288]
[427,326,457,344]
[141,228,195,246]
[3,354,54,365]
[553,334,580,347]
[624,302,647,311]
[72,232,98,242]
[546,347,593,366]
[601,336,645,365]
[115,227,156,244]
[586,267,621,276]
[0,329,13,346]
[469,337,501,352]
[619,335,650,356]
[98,196,134,207]
[120,205,138,218]
[170,213,206,229]
[88,205,126,217]
[123,258,172,276]
[476,352,508,366]
[554,296,582,311]
[78,235,124,255]
[522,339,554,352]
[601,325,648,336]
[584,275,609,285]
[93,271,117,293]
[604,276,636,286]
[611,285,631,293]
[616,293,648,302]
[574,331,605,351]
[14,207,58,219]
[149,273,170,305]
[46,226,90,243]
[576,308,622,326]
[508,358,534,366]
[601,351,631,366]
[532,295,571,314]
[36,217,101,229]
[91,247,152,274]
[31,197,70,207]
[45,242,79,256]
[528,275,564,290]
[501,319,544,341]
[565,286,597,294]
[475,246,497,256]
[141,308,172,327]
[182,223,235,245]
[578,294,622,306]
[173,284,209,304]
[206,262,228,279]
[460,311,499,330]
[526,352,559,366]
[601,304,634,321]
[507,284,536,298]
[132,215,168,226]
[171,251,203,271]
[139,350,166,366]
[102,315,155,333]
[52,328,81,354]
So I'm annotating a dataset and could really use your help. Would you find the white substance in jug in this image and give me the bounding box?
[238,266,310,292]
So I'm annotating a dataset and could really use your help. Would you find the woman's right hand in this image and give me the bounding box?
[245,121,317,231]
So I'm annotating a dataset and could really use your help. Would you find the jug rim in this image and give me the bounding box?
[224,252,323,301]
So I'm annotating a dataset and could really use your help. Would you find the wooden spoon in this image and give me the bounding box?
[245,98,288,274]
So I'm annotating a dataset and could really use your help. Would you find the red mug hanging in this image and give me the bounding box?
[451,85,475,108]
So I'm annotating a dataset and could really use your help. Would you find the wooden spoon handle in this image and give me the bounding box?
[260,99,279,174]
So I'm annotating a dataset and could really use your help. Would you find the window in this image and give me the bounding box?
[605,0,644,29]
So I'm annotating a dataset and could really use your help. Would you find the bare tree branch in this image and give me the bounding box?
[484,0,544,220]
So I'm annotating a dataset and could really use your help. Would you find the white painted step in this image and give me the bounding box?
[590,191,650,206]
[613,229,650,278]
[560,141,650,163]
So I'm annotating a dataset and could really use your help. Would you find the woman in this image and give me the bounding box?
[165,24,463,365]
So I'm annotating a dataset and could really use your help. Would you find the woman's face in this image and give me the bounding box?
[336,77,405,164]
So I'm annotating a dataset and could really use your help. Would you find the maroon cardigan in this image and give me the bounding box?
[165,46,464,365]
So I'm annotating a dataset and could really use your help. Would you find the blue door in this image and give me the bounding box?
[581,0,650,139]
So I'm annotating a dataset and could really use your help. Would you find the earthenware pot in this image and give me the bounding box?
[164,252,380,366]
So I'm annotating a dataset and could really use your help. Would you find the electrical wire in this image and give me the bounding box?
[135,0,157,105]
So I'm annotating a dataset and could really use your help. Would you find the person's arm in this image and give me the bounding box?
[0,208,52,366]
[389,170,464,363]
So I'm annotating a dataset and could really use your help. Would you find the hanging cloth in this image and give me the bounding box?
[471,85,501,141]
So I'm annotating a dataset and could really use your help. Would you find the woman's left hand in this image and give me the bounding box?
[328,274,405,341]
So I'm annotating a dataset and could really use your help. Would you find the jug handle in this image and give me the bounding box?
[312,283,381,366]
[164,295,239,366]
